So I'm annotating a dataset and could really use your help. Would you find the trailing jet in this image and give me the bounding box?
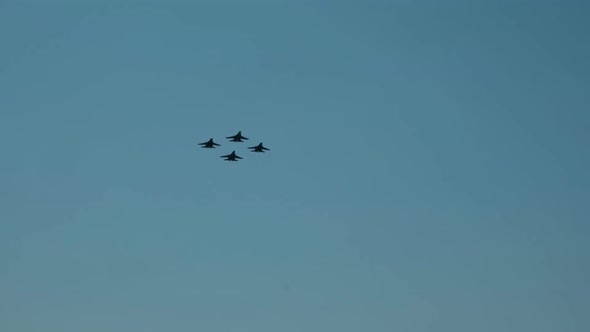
[226,131,249,142]
[220,151,243,161]
[248,142,270,153]
[198,138,220,148]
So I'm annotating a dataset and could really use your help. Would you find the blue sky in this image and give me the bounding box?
[1,1,589,331]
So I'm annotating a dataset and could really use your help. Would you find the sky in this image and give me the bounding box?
[1,1,589,331]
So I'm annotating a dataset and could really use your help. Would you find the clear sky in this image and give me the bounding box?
[1,1,589,331]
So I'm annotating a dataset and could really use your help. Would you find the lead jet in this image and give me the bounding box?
[226,131,249,142]
[220,151,243,161]
[247,142,270,153]
[198,138,221,148]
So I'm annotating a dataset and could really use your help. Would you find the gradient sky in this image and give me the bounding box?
[1,1,589,331]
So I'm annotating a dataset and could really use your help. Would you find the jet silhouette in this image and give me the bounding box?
[198,138,220,148]
[220,151,243,161]
[226,131,249,142]
[248,142,270,153]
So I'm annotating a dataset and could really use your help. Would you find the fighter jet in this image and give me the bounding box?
[220,151,243,161]
[198,138,221,148]
[247,142,270,153]
[226,131,249,142]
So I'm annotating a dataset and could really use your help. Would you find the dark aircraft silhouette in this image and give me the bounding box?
[226,131,249,142]
[198,138,220,148]
[248,142,270,153]
[220,151,243,161]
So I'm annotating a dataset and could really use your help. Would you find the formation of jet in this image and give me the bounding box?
[198,130,270,162]
[198,138,221,148]
[248,142,270,153]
